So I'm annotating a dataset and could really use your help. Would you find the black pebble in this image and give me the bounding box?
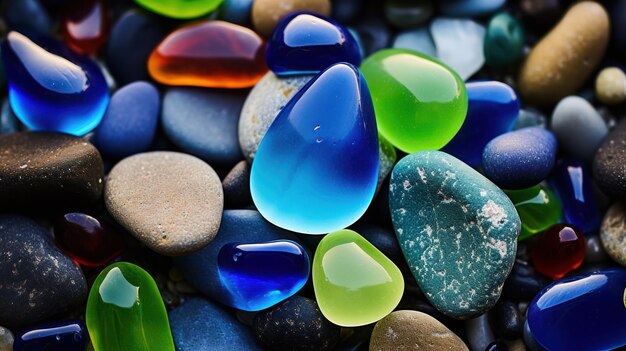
[489,299,522,340]
[502,260,550,302]
[593,118,626,200]
[222,160,252,208]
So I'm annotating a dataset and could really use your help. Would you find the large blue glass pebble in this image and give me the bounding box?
[527,268,626,351]
[550,160,601,234]
[1,32,109,136]
[266,12,362,75]
[442,81,519,167]
[14,320,89,351]
[250,63,379,234]
[439,0,506,17]
[218,240,309,311]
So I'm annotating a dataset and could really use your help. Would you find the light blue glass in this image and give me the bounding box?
[250,63,379,234]
[14,320,89,351]
[1,31,109,136]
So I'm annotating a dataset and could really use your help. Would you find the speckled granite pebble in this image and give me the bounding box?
[593,118,626,199]
[105,151,223,256]
[390,151,520,319]
[600,202,626,266]
[0,326,12,351]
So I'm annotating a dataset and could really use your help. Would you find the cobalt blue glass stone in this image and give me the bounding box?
[250,63,379,234]
[217,240,310,311]
[1,31,109,136]
[14,320,89,351]
[550,160,601,234]
[527,268,626,351]
[266,12,362,75]
[442,81,519,167]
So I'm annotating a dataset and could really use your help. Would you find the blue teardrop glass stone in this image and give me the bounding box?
[266,12,362,75]
[1,31,109,136]
[250,63,379,234]
[442,80,519,167]
[14,319,89,351]
[550,159,601,234]
[217,240,310,311]
[527,268,626,351]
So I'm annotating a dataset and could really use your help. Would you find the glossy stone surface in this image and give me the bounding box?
[1,32,109,136]
[267,12,361,75]
[430,18,485,80]
[250,63,378,234]
[390,151,520,319]
[54,213,125,268]
[312,230,404,327]
[439,0,505,17]
[149,21,267,88]
[62,0,108,54]
[135,0,223,19]
[86,262,175,351]
[505,185,563,241]
[442,81,519,167]
[484,13,524,67]
[217,240,309,311]
[550,160,601,234]
[527,268,626,351]
[531,224,586,280]
[14,320,88,351]
[360,48,467,153]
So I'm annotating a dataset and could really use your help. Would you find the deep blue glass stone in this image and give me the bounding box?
[550,160,601,234]
[217,240,310,311]
[442,81,519,167]
[1,31,109,136]
[14,320,89,351]
[266,12,362,75]
[250,63,379,234]
[527,268,626,351]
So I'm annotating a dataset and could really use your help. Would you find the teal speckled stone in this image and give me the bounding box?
[389,151,520,319]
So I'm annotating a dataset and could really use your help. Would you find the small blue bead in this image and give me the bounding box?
[266,12,362,75]
[218,240,310,311]
[14,320,89,351]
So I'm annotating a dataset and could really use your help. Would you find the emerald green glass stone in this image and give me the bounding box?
[134,0,223,19]
[86,262,175,351]
[505,185,563,241]
[360,48,468,153]
[312,229,404,327]
[484,13,524,67]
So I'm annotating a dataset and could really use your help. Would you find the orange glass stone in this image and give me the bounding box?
[148,21,267,88]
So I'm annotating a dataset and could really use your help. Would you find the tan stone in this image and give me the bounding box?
[595,67,626,105]
[251,0,331,37]
[601,202,626,266]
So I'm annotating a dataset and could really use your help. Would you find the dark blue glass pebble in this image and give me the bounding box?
[442,81,519,167]
[550,160,601,234]
[266,12,362,75]
[14,320,89,351]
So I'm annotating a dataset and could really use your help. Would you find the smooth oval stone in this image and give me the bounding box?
[586,234,609,263]
[439,0,505,17]
[0,215,87,329]
[170,297,261,351]
[392,28,436,57]
[62,0,108,55]
[489,299,522,340]
[250,63,379,234]
[360,48,467,153]
[267,12,361,75]
[162,87,245,167]
[385,0,433,28]
[550,160,601,234]
[135,0,223,18]
[482,127,557,189]
[484,13,524,67]
[430,18,485,80]
[595,67,626,105]
[465,313,496,351]
[105,151,223,256]
[370,310,469,351]
[174,210,303,309]
[532,224,586,280]
[390,151,520,319]
[217,240,309,311]
[1,32,109,136]
[86,262,175,351]
[251,0,331,37]
[502,261,550,302]
[149,21,267,88]
[593,118,626,199]
[0,132,104,211]
[14,320,88,351]
[442,81,519,167]
[600,202,626,266]
[313,229,404,327]
[518,1,609,107]
[218,0,254,25]
[253,296,341,351]
[222,160,252,208]
[505,185,563,241]
[94,81,160,160]
[527,268,626,350]
[551,96,608,162]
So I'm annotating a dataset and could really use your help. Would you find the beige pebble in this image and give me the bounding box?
[0,326,12,351]
[251,0,331,37]
[596,67,626,105]
[600,202,626,266]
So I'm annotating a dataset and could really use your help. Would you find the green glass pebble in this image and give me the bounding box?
[312,229,404,327]
[86,262,175,351]
[134,0,223,19]
[505,185,563,241]
[484,13,524,68]
[360,48,467,153]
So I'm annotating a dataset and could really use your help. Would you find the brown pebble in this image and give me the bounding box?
[251,0,331,37]
[600,202,626,266]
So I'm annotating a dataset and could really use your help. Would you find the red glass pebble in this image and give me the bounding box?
[54,213,125,267]
[531,224,586,280]
[62,0,108,55]
[148,20,267,88]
